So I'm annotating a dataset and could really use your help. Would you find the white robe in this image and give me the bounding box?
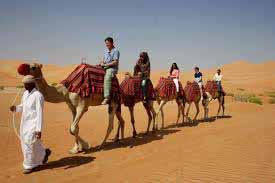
[16,88,46,170]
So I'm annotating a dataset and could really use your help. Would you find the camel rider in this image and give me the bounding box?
[194,66,203,97]
[169,62,180,93]
[213,69,223,92]
[9,75,51,174]
[100,37,120,105]
[133,52,150,102]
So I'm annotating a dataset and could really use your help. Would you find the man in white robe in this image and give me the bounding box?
[10,75,51,174]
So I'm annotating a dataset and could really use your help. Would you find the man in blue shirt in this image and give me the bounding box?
[100,37,120,105]
[194,66,203,98]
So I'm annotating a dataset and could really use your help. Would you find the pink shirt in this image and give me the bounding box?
[170,69,180,79]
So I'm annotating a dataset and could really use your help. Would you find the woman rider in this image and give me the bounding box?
[133,52,150,102]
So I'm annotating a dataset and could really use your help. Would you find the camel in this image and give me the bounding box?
[202,81,225,120]
[115,73,156,139]
[155,79,201,129]
[27,63,125,154]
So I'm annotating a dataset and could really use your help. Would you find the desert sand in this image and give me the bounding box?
[0,60,275,183]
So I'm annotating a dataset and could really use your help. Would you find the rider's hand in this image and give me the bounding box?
[10,105,16,112]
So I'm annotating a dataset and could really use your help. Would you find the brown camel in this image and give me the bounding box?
[27,63,125,154]
[155,80,201,129]
[202,81,225,120]
[115,73,156,139]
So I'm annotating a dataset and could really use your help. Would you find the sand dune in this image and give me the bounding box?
[0,60,275,182]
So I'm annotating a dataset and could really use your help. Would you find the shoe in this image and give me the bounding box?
[101,97,110,105]
[43,148,51,164]
[23,168,33,174]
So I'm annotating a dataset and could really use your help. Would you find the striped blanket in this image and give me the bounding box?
[204,80,225,98]
[120,77,155,106]
[61,64,121,101]
[184,81,201,102]
[155,77,184,100]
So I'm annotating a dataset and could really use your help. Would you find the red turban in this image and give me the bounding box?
[17,63,30,76]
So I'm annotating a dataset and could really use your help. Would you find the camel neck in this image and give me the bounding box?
[36,77,66,103]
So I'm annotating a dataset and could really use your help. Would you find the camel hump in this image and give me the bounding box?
[61,64,120,99]
[184,81,201,102]
[155,77,184,99]
[120,77,155,106]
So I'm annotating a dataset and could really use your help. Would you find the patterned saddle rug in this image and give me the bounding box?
[61,64,121,101]
[155,77,184,100]
[184,81,201,102]
[204,80,225,98]
[120,77,155,106]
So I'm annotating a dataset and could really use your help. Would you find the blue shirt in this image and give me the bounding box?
[104,47,120,73]
[194,72,203,82]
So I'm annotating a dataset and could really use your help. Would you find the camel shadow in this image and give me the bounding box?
[85,129,180,153]
[164,114,232,128]
[38,156,96,171]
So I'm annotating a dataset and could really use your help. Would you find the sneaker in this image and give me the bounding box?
[43,148,51,164]
[101,97,110,105]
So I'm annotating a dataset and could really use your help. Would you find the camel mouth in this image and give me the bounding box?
[17,63,30,76]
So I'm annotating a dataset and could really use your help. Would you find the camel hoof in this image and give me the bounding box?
[132,131,137,138]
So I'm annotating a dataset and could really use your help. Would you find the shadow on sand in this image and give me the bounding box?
[37,156,96,171]
[85,128,180,153]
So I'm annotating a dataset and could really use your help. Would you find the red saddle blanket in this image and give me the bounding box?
[61,64,120,100]
[155,77,184,99]
[120,77,155,106]
[184,81,201,102]
[204,80,225,98]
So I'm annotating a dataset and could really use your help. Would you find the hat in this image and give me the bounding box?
[22,75,35,84]
[17,63,30,76]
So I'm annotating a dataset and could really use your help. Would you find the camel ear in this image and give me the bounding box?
[39,64,43,69]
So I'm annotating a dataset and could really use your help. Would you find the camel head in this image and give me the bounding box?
[18,63,43,79]
[29,63,43,79]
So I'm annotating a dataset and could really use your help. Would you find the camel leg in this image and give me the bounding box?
[129,106,137,138]
[203,100,209,121]
[98,103,117,149]
[182,101,185,124]
[69,105,88,154]
[115,110,125,141]
[156,100,166,130]
[193,101,200,122]
[144,103,153,134]
[222,96,225,116]
[185,103,192,123]
[176,99,182,126]
[216,97,222,119]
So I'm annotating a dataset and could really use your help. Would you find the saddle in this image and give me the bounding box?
[61,64,121,101]
[204,80,225,99]
[120,76,155,106]
[155,77,184,100]
[184,81,201,102]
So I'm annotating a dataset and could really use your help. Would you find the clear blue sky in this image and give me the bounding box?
[0,0,274,71]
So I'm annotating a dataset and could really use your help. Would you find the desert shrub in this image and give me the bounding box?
[51,82,58,87]
[16,85,24,88]
[265,91,275,98]
[0,86,4,90]
[237,88,245,91]
[226,92,234,97]
[234,93,262,105]
[248,96,263,105]
[269,98,275,104]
